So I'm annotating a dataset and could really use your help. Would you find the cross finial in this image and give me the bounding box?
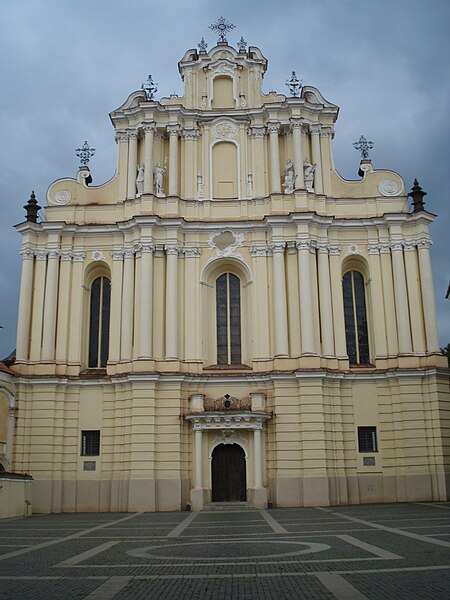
[75,141,95,167]
[141,75,158,101]
[286,71,302,97]
[198,37,208,52]
[237,36,247,52]
[209,17,235,43]
[353,135,374,159]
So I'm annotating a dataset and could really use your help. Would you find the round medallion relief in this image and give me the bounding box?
[378,180,400,196]
[52,189,72,205]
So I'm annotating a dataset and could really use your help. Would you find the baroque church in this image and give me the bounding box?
[2,26,449,514]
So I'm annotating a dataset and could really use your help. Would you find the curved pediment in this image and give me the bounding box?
[302,86,338,109]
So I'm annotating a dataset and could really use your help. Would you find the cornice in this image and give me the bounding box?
[14,367,446,387]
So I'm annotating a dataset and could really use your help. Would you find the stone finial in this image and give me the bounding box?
[24,190,41,223]
[408,178,427,212]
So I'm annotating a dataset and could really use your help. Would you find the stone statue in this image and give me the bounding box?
[136,164,145,196]
[153,162,165,197]
[246,172,253,198]
[303,159,316,193]
[197,174,204,200]
[283,159,296,194]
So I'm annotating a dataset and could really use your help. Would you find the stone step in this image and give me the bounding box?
[203,502,256,511]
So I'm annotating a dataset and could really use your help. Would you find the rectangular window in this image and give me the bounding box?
[81,430,100,456]
[358,426,378,452]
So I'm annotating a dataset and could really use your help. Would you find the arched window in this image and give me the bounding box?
[216,273,241,365]
[88,276,111,368]
[342,270,369,364]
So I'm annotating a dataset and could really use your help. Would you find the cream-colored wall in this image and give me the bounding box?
[14,214,445,378]
[11,371,449,512]
[11,42,449,512]
[0,476,32,519]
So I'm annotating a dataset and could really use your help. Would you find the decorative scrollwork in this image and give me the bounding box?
[53,189,72,205]
[378,180,400,196]
[210,119,237,140]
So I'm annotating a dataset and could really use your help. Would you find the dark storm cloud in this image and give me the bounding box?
[0,0,448,357]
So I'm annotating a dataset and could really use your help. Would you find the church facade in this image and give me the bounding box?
[9,37,449,512]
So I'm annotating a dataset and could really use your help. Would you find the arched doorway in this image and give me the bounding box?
[211,443,247,502]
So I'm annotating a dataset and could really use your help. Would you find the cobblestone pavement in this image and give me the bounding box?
[0,502,449,599]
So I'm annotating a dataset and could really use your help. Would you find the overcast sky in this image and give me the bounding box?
[0,0,449,359]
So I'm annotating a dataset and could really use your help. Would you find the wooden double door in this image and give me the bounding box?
[211,443,247,502]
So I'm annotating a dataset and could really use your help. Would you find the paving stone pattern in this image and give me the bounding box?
[0,503,449,599]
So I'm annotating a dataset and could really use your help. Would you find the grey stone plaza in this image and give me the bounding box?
[0,502,449,599]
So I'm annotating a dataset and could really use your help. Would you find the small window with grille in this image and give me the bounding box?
[358,426,378,453]
[81,430,100,456]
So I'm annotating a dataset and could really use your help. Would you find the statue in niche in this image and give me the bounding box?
[304,159,316,193]
[136,164,145,196]
[246,172,253,198]
[197,174,204,199]
[153,162,165,197]
[283,159,296,194]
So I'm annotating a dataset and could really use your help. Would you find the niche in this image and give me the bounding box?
[212,76,235,109]
[212,142,238,199]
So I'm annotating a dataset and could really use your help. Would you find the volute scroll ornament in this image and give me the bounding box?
[378,180,400,196]
[51,189,72,205]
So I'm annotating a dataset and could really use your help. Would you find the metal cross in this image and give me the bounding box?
[75,141,95,167]
[198,37,208,52]
[353,135,374,159]
[209,17,235,43]
[286,71,302,97]
[237,36,247,52]
[141,75,158,101]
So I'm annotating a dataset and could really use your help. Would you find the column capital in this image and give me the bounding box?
[167,124,181,136]
[250,245,271,257]
[289,117,304,130]
[417,237,432,249]
[271,241,286,253]
[115,129,129,143]
[182,127,200,140]
[47,249,60,260]
[309,124,321,136]
[127,129,139,140]
[111,249,125,261]
[142,121,156,134]
[328,244,341,256]
[367,243,381,255]
[19,246,35,260]
[296,238,312,251]
[403,240,417,252]
[72,250,86,262]
[60,250,74,261]
[316,243,330,255]
[247,125,266,139]
[267,121,281,135]
[183,247,201,258]
[35,249,48,261]
[390,239,404,252]
[138,242,154,254]
[320,125,334,138]
[165,244,180,255]
[123,247,135,259]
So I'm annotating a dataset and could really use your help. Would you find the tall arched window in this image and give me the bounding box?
[216,273,241,365]
[342,270,369,364]
[88,276,111,368]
